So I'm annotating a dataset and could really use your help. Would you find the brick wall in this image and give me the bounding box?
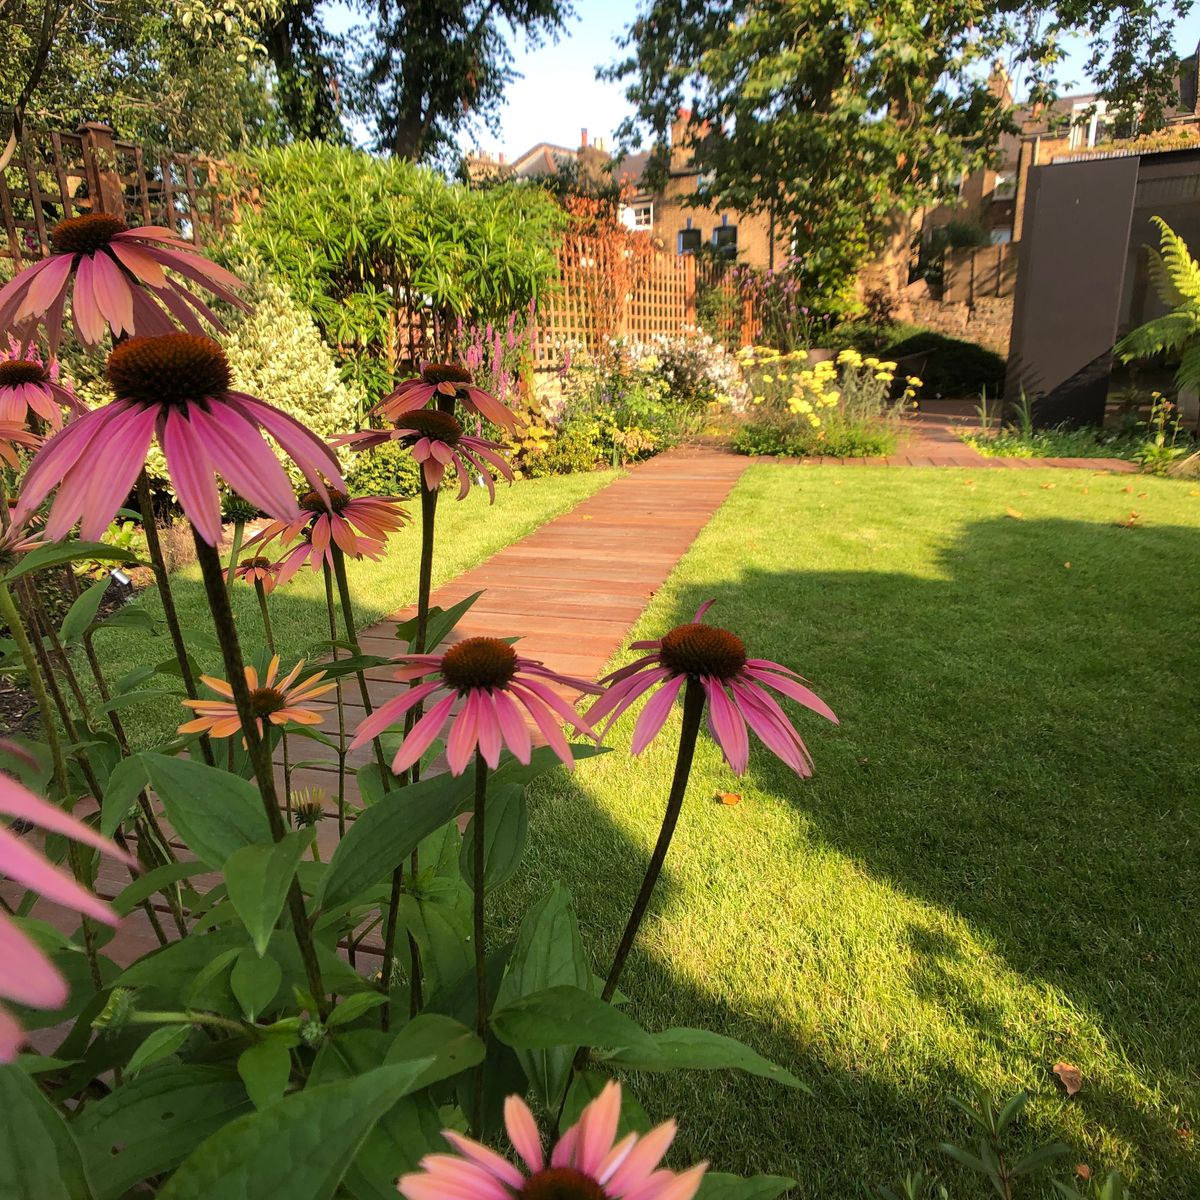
[909,297,1014,355]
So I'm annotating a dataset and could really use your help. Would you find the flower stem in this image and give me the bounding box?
[600,677,706,1003]
[330,544,391,779]
[255,578,292,820]
[136,473,213,765]
[0,580,103,986]
[471,746,489,1135]
[191,532,328,1017]
[225,519,245,601]
[321,564,347,837]
[380,483,439,1020]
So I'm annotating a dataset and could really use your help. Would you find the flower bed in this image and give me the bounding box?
[732,346,920,457]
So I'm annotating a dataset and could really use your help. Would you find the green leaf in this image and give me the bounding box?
[185,947,241,1009]
[1010,1142,1071,1177]
[325,991,388,1028]
[97,605,159,635]
[112,861,210,918]
[459,783,527,890]
[394,590,482,652]
[60,577,110,644]
[156,1061,433,1200]
[126,1025,191,1076]
[384,1013,485,1088]
[73,1065,253,1200]
[100,754,149,839]
[604,1028,805,1089]
[224,829,314,956]
[698,1175,796,1200]
[317,771,474,912]
[0,1063,92,1200]
[491,985,655,1054]
[4,540,138,581]
[491,743,608,792]
[494,882,591,1107]
[231,950,282,1021]
[143,754,272,869]
[237,1038,293,1109]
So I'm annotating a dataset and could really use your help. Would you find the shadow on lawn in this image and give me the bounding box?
[514,514,1200,1195]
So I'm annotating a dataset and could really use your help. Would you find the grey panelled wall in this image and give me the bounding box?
[1006,156,1139,426]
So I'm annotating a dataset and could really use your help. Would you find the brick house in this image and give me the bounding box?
[464,116,787,271]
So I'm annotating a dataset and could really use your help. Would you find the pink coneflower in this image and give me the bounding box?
[589,600,838,775]
[179,655,337,740]
[249,488,409,560]
[0,421,40,469]
[13,334,344,546]
[375,362,517,431]
[399,1081,706,1200]
[351,636,600,776]
[337,410,513,501]
[225,554,280,595]
[1,768,134,1060]
[0,214,248,352]
[0,356,82,431]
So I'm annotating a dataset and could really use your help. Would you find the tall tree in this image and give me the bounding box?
[262,0,575,160]
[606,0,1192,302]
[1,2,281,152]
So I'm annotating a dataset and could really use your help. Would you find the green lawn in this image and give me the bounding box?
[494,465,1200,1197]
[89,471,616,749]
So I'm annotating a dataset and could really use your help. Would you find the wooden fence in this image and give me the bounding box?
[1,123,754,360]
[942,243,1017,303]
[0,122,237,268]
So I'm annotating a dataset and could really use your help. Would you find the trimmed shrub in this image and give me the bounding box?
[883,330,1005,398]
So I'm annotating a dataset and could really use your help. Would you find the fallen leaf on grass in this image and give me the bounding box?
[1123,485,1134,494]
[1053,1062,1083,1095]
[1138,492,1148,498]
[1005,507,1023,519]
[1064,562,1071,569]
[1041,482,1056,489]
[1116,511,1140,528]
[1075,1164,1091,1181]
[716,791,742,806]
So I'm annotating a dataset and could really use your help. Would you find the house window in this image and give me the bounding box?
[631,202,653,229]
[1069,100,1108,150]
[678,228,702,254]
[712,224,738,260]
[991,171,1016,201]
[989,228,1013,244]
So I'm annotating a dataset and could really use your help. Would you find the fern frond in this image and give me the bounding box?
[1148,216,1200,306]
[1115,310,1200,362]
[1176,340,1200,393]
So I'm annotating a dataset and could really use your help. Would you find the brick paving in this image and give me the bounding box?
[12,426,1140,974]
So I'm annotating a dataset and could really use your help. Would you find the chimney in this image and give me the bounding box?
[581,127,588,148]
[498,152,506,164]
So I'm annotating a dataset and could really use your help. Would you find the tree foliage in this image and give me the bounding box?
[261,0,575,160]
[607,0,1193,301]
[1,1,282,152]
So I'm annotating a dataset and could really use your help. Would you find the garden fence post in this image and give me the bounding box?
[77,122,126,219]
[684,253,696,328]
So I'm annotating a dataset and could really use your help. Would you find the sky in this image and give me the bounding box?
[328,1,1200,158]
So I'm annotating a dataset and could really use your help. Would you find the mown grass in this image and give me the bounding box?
[87,471,616,749]
[493,465,1200,1197]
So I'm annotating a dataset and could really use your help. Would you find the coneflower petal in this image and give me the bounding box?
[630,674,685,755]
[446,691,481,776]
[90,250,134,335]
[0,826,118,926]
[391,694,456,776]
[491,687,532,764]
[0,912,68,1009]
[161,408,220,545]
[350,680,442,748]
[703,678,749,774]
